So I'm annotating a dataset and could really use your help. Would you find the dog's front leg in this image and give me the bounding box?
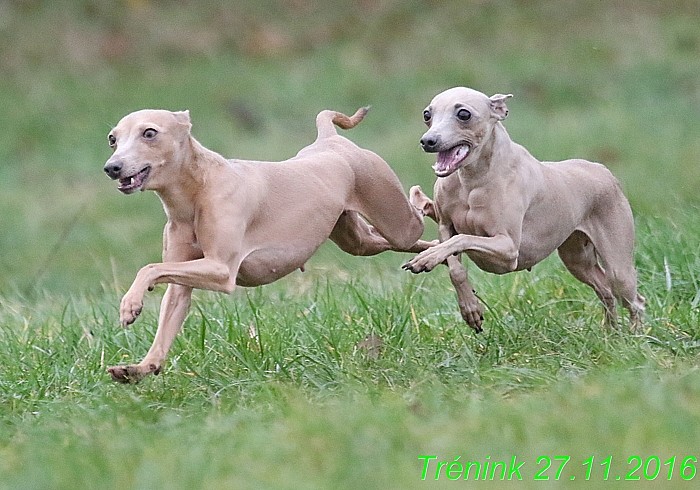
[330,211,437,255]
[120,258,233,327]
[109,284,193,383]
[403,234,518,274]
[436,223,484,331]
[446,254,483,332]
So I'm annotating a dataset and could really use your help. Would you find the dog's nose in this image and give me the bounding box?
[420,135,439,152]
[104,160,124,179]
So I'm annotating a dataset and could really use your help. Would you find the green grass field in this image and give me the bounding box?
[1,1,700,488]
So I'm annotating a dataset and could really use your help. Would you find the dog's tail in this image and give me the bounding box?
[315,107,370,140]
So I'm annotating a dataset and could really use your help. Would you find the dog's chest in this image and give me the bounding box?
[448,209,484,236]
[440,188,490,236]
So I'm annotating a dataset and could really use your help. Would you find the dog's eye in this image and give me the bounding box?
[142,128,158,139]
[457,109,472,121]
[423,110,431,123]
[108,134,116,148]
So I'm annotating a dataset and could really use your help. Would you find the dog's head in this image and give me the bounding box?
[104,109,192,194]
[420,87,512,177]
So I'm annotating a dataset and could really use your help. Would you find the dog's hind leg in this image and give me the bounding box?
[583,236,645,333]
[599,246,645,332]
[347,151,425,251]
[330,211,434,255]
[582,200,645,332]
[557,230,618,326]
[409,185,438,223]
[446,253,483,332]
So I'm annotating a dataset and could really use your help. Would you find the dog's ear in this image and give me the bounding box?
[173,110,192,132]
[489,94,513,121]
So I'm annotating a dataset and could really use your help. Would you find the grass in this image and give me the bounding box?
[2,210,700,488]
[1,0,700,488]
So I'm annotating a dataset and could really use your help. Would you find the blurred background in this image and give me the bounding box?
[0,0,698,293]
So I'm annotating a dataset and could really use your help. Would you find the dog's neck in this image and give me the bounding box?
[457,122,531,187]
[456,122,504,184]
[155,136,226,223]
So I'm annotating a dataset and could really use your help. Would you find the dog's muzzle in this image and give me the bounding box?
[104,160,124,180]
[420,135,440,153]
[104,160,151,194]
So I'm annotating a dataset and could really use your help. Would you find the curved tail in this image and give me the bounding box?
[315,106,370,140]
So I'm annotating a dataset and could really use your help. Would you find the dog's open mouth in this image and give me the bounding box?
[118,166,151,194]
[433,145,470,177]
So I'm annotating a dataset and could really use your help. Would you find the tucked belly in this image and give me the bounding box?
[235,245,318,287]
[466,253,516,274]
[464,234,564,274]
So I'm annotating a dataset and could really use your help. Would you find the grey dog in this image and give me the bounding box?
[404,87,645,332]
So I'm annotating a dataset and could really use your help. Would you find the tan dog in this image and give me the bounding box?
[104,107,430,383]
[403,87,644,332]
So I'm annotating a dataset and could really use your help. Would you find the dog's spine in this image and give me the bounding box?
[316,107,370,139]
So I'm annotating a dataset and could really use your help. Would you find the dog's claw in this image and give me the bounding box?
[406,266,424,274]
[402,260,432,274]
[119,309,140,327]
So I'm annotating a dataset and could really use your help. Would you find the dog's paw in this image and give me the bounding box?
[628,316,646,335]
[459,299,484,333]
[402,247,448,273]
[107,363,161,384]
[119,293,144,327]
[401,261,425,273]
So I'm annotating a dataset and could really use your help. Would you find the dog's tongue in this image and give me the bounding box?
[433,145,469,176]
